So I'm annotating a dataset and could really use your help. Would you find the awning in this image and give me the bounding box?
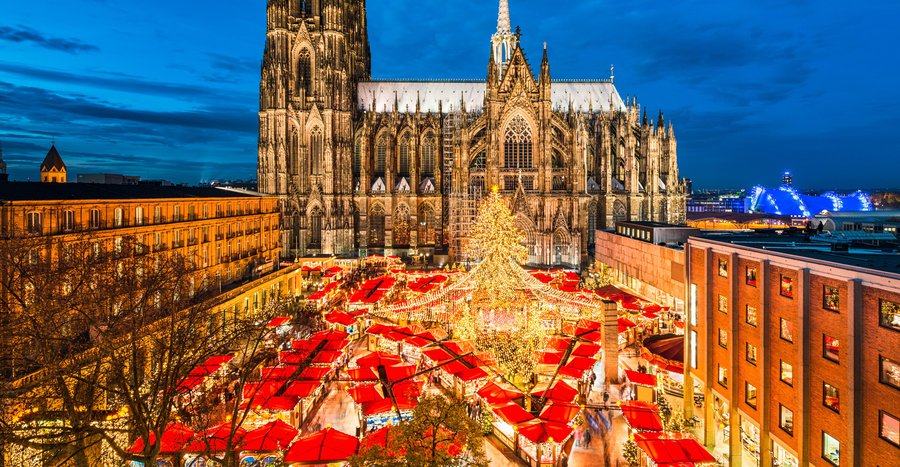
[127,422,194,455]
[241,419,299,452]
[356,351,403,368]
[531,380,578,404]
[347,384,383,404]
[184,424,246,453]
[312,351,342,365]
[633,432,717,464]
[619,401,664,432]
[325,311,357,326]
[266,316,291,328]
[239,395,300,412]
[456,366,490,382]
[362,396,417,416]
[516,420,574,444]
[298,366,331,381]
[538,403,581,424]
[492,403,536,425]
[284,427,359,464]
[309,329,349,341]
[476,381,524,405]
[624,370,658,388]
[283,381,321,399]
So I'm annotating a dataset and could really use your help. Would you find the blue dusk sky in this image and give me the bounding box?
[0,0,898,190]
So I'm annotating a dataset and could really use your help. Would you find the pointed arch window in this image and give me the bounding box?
[504,116,533,169]
[309,207,323,248]
[310,128,324,176]
[352,138,361,176]
[296,49,312,96]
[418,204,436,246]
[398,135,410,176]
[552,151,565,170]
[587,203,598,249]
[393,206,411,247]
[421,137,435,176]
[369,205,385,247]
[375,136,387,175]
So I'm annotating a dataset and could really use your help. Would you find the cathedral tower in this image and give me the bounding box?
[258,0,371,257]
[40,145,66,184]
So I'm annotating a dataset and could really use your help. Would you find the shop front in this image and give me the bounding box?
[739,414,761,467]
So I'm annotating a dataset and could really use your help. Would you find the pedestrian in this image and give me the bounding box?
[603,391,610,404]
[583,429,592,447]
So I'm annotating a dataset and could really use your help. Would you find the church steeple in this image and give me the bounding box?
[491,0,517,74]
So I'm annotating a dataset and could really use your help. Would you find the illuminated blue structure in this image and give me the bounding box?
[749,185,873,217]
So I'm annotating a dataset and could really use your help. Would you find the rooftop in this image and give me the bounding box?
[618,221,697,229]
[0,182,269,202]
[697,230,900,275]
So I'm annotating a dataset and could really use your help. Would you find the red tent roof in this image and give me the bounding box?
[383,364,416,382]
[539,403,581,424]
[564,356,597,371]
[547,337,571,351]
[634,432,716,464]
[309,329,349,341]
[362,396,417,416]
[492,403,536,425]
[239,395,300,412]
[311,351,342,365]
[348,367,378,382]
[423,348,454,362]
[242,381,284,399]
[175,376,205,394]
[532,380,578,404]
[624,370,658,388]
[476,381,524,405]
[283,381,321,399]
[442,340,475,355]
[279,350,310,365]
[516,420,574,444]
[298,366,331,381]
[127,422,195,455]
[571,342,602,358]
[536,351,565,365]
[347,384,383,404]
[241,420,299,452]
[356,351,403,368]
[456,366,490,382]
[359,425,401,456]
[284,427,359,464]
[325,311,357,326]
[267,316,291,328]
[620,401,664,432]
[260,366,297,381]
[366,323,395,336]
[184,424,246,453]
[391,380,424,398]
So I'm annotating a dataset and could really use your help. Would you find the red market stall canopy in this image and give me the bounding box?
[323,266,343,278]
[239,395,300,412]
[348,367,378,382]
[516,420,574,444]
[537,351,565,365]
[266,316,291,328]
[127,422,195,455]
[359,425,401,456]
[391,380,424,398]
[642,334,686,373]
[362,396,418,416]
[325,311,357,326]
[175,376,205,394]
[456,366,490,382]
[260,366,297,381]
[633,432,717,465]
[347,384,383,404]
[284,427,360,464]
[539,403,581,424]
[532,380,578,404]
[241,419,299,452]
[619,401,665,432]
[625,370,658,388]
[492,403,536,425]
[407,275,449,293]
[299,366,332,381]
[310,329,349,341]
[356,351,403,368]
[283,381,322,399]
[243,381,284,399]
[311,351,342,365]
[184,424,247,453]
[618,318,637,333]
[423,348,454,362]
[279,350,309,365]
[571,342,601,358]
[477,381,524,405]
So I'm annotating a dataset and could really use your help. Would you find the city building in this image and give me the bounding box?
[39,145,66,184]
[0,182,281,299]
[257,0,687,265]
[595,226,900,466]
[813,211,900,238]
[686,213,799,231]
[77,173,141,185]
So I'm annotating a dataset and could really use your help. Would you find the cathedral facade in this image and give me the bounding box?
[258,0,686,266]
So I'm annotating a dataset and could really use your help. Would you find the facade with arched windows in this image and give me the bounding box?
[258,0,686,265]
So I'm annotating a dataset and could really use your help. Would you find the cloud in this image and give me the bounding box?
[0,25,99,54]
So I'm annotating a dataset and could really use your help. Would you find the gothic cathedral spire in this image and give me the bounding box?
[491,0,517,74]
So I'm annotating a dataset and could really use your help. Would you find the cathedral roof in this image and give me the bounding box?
[41,145,66,172]
[357,80,625,114]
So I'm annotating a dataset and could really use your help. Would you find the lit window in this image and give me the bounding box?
[881,411,900,448]
[718,329,727,348]
[89,209,101,229]
[780,318,794,342]
[718,365,728,388]
[689,284,697,326]
[746,305,758,326]
[823,335,840,362]
[62,210,75,232]
[25,212,42,234]
[114,207,124,227]
[690,330,698,369]
[822,432,840,466]
[503,115,533,169]
[718,294,728,313]
[780,275,794,298]
[746,382,758,409]
[779,405,794,435]
[823,382,839,413]
[881,356,900,390]
[135,207,144,225]
[746,343,757,365]
[718,258,728,277]
[880,299,900,332]
[823,286,840,312]
[745,266,757,286]
[780,360,793,386]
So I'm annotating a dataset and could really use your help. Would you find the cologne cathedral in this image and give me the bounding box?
[257,0,687,266]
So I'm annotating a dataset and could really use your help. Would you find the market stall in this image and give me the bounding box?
[283,426,360,466]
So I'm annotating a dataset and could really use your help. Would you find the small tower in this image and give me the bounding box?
[0,142,8,182]
[491,0,517,75]
[782,171,793,187]
[40,144,67,183]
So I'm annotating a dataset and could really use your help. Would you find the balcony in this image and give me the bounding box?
[172,241,184,249]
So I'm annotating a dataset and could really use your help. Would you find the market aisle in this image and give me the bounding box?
[304,384,360,436]
[484,435,524,466]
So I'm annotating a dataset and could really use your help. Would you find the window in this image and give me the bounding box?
[780,275,794,298]
[375,136,387,174]
[780,360,793,386]
[154,206,162,223]
[779,318,793,342]
[310,128,323,176]
[823,335,840,362]
[779,405,794,435]
[689,284,697,326]
[718,329,727,348]
[881,356,900,390]
[745,382,757,408]
[398,135,410,176]
[26,212,42,234]
[718,294,728,313]
[503,115,533,169]
[62,210,75,232]
[823,286,840,312]
[746,343,757,365]
[745,305,758,326]
[89,209,101,229]
[352,138,361,176]
[880,411,900,448]
[113,207,124,227]
[823,382,840,413]
[880,299,900,332]
[690,330,698,369]
[746,266,757,286]
[822,432,840,466]
[135,207,143,225]
[718,258,728,277]
[421,138,435,176]
[717,365,728,388]
[174,205,181,221]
